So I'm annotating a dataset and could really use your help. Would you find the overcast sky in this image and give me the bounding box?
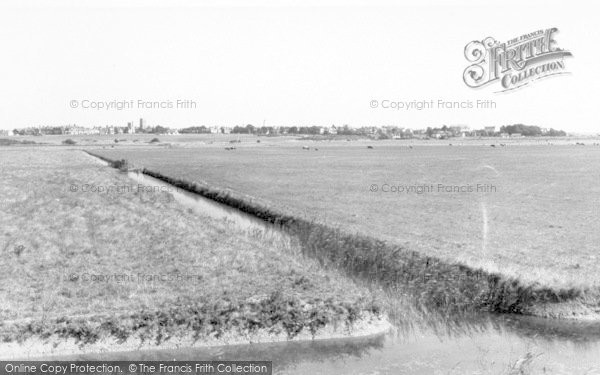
[0,0,598,132]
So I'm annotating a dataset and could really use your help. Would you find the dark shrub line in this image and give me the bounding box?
[87,151,585,316]
[140,170,581,314]
[87,152,129,172]
[0,138,38,146]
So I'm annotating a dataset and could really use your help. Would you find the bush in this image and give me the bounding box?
[62,139,76,145]
[110,159,129,172]
[150,138,160,143]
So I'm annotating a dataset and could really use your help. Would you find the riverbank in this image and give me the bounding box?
[0,147,387,358]
[86,150,600,320]
[0,312,390,360]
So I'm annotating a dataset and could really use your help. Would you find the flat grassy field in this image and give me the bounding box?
[94,139,600,293]
[0,147,381,349]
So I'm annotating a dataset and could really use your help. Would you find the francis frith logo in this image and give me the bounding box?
[463,28,572,92]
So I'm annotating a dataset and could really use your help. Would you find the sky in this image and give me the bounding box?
[0,0,598,133]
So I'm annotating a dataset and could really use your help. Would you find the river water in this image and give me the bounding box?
[51,170,600,374]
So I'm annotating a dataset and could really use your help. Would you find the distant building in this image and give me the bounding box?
[127,122,136,134]
[139,118,146,130]
[511,133,523,138]
[64,125,88,135]
[87,127,101,135]
[95,126,114,135]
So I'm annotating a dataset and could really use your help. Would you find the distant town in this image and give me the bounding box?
[2,118,568,139]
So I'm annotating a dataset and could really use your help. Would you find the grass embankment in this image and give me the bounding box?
[87,150,598,319]
[0,148,384,357]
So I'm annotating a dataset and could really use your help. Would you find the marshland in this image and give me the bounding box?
[92,135,600,306]
[0,146,385,359]
[1,135,600,373]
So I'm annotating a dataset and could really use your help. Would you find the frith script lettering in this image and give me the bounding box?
[463,27,572,92]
